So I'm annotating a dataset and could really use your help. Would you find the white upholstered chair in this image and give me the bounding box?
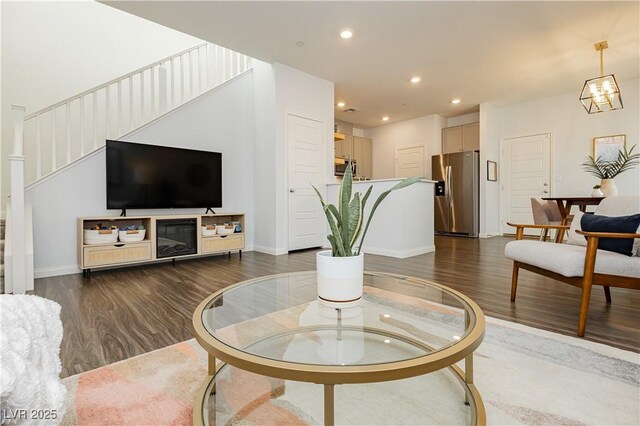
[505,195,640,337]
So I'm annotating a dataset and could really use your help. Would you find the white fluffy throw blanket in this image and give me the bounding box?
[0,295,67,425]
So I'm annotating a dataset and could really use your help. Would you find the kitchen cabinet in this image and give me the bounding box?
[335,135,353,159]
[361,138,372,179]
[335,135,373,179]
[442,122,479,153]
[353,136,372,179]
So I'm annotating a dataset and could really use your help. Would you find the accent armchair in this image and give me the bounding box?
[505,196,640,337]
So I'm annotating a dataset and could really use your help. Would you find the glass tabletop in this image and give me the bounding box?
[199,272,480,368]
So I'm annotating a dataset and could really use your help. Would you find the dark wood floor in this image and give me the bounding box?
[34,236,640,378]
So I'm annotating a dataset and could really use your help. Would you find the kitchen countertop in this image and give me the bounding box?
[327,178,436,186]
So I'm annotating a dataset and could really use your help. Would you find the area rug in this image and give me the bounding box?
[60,312,639,426]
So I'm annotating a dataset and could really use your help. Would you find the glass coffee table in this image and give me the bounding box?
[192,271,486,425]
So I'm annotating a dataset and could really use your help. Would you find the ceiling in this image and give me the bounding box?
[104,1,639,129]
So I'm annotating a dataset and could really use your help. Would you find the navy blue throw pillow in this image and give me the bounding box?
[581,213,640,256]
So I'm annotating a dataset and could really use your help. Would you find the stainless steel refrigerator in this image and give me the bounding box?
[431,151,479,237]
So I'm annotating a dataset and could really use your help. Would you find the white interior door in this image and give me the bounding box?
[501,133,551,234]
[288,114,325,251]
[395,146,425,178]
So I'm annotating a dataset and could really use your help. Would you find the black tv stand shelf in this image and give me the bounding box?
[77,213,245,276]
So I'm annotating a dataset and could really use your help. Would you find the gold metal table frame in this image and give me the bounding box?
[192,271,486,425]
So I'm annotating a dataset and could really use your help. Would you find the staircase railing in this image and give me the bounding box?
[19,42,252,186]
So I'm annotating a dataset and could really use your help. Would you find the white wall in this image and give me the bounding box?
[1,0,201,199]
[251,61,278,253]
[273,63,334,254]
[483,78,640,234]
[447,112,480,127]
[479,103,500,237]
[25,72,255,278]
[364,114,447,180]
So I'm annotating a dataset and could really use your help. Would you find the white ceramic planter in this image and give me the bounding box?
[591,188,604,197]
[600,179,618,197]
[316,250,364,304]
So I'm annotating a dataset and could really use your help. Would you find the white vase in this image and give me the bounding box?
[600,179,618,197]
[316,250,364,305]
[591,188,604,197]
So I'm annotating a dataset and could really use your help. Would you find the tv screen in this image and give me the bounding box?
[106,140,222,209]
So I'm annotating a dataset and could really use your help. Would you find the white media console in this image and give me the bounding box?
[77,213,245,277]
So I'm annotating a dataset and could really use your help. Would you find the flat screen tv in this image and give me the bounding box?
[106,140,222,210]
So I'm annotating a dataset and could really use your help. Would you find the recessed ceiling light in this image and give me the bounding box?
[340,29,353,39]
[296,41,304,47]
[382,116,390,121]
[410,76,421,83]
[451,98,461,104]
[337,101,346,107]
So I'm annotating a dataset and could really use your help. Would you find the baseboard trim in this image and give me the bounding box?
[361,245,435,259]
[35,265,82,279]
[253,245,287,256]
[479,233,498,239]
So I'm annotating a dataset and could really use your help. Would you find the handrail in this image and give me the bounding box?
[24,42,208,120]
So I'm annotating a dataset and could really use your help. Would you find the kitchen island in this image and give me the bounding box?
[326,178,435,258]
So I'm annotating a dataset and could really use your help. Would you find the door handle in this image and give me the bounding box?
[289,188,296,193]
[448,166,454,207]
[543,189,549,193]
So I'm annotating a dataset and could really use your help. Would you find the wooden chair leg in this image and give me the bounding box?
[604,286,612,304]
[577,277,593,337]
[510,262,519,302]
[578,236,599,337]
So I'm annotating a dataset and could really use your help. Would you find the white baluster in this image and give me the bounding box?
[65,102,71,163]
[196,47,202,94]
[129,76,134,130]
[170,58,175,107]
[105,85,110,140]
[213,45,219,86]
[79,96,85,156]
[10,105,27,294]
[35,115,42,179]
[204,44,209,89]
[92,92,98,149]
[222,47,227,82]
[150,66,155,117]
[140,71,145,122]
[180,54,185,103]
[159,65,168,114]
[189,50,194,99]
[51,109,57,171]
[117,80,122,136]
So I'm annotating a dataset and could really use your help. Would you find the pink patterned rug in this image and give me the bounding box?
[61,340,207,425]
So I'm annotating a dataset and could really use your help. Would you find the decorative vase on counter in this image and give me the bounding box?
[591,187,604,197]
[316,250,364,307]
[600,179,618,197]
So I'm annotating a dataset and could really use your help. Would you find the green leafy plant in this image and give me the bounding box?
[312,160,420,257]
[581,144,640,179]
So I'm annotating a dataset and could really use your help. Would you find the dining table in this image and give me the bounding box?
[542,196,605,225]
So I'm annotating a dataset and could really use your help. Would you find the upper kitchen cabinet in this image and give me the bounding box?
[335,135,353,159]
[442,122,479,153]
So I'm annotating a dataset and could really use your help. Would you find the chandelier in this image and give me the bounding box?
[579,41,623,114]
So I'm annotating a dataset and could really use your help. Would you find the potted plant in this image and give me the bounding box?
[591,184,603,197]
[581,145,639,197]
[312,161,420,305]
